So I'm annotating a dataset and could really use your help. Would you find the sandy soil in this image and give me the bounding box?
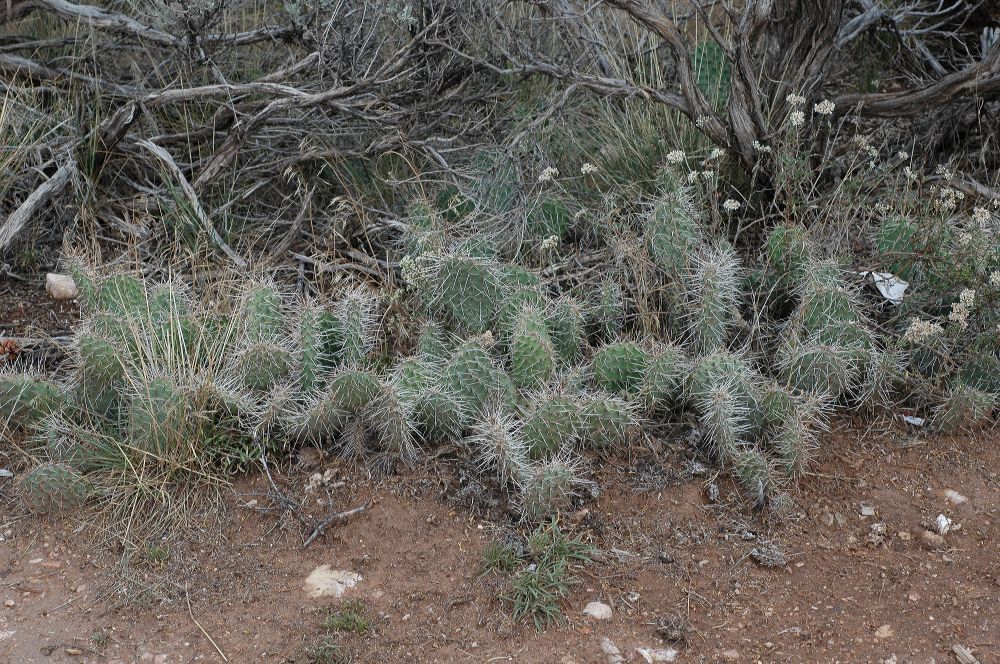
[1,425,997,664]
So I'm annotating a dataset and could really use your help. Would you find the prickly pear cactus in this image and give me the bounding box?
[509,308,556,390]
[521,394,580,459]
[683,244,742,353]
[517,454,583,521]
[0,373,62,429]
[547,297,584,362]
[591,342,649,394]
[577,393,636,449]
[18,462,92,513]
[640,343,688,412]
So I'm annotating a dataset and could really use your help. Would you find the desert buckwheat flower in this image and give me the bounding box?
[540,235,559,251]
[687,171,700,183]
[972,206,991,226]
[580,163,598,175]
[722,199,741,212]
[752,141,772,153]
[897,151,909,160]
[813,99,835,116]
[789,110,805,127]
[786,93,806,106]
[537,167,559,183]
[708,148,726,160]
[903,318,944,344]
[989,271,1000,287]
[948,289,976,329]
[666,150,685,164]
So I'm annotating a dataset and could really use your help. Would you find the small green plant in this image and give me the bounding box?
[481,542,520,575]
[324,600,371,635]
[145,543,170,565]
[300,636,350,664]
[504,520,593,629]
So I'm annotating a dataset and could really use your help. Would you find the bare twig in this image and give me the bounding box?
[302,502,370,549]
[136,140,247,268]
[0,157,76,253]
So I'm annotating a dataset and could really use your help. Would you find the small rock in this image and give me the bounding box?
[874,624,894,640]
[820,512,835,527]
[943,489,968,506]
[935,514,952,535]
[302,565,361,598]
[897,531,911,541]
[706,483,720,503]
[919,530,946,550]
[65,648,83,656]
[833,512,846,527]
[599,637,625,664]
[635,647,678,662]
[860,504,876,517]
[721,649,740,660]
[0,469,12,478]
[750,543,786,568]
[3,600,13,608]
[45,273,78,301]
[582,601,613,620]
[907,592,920,602]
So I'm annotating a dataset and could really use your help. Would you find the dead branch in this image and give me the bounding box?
[0,157,77,253]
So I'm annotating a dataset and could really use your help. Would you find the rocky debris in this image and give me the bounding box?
[935,514,953,535]
[45,273,78,301]
[302,565,361,599]
[874,624,894,640]
[859,504,877,517]
[918,530,946,550]
[635,646,678,662]
[653,613,689,645]
[750,543,786,567]
[943,490,968,506]
[721,648,740,660]
[599,637,625,664]
[867,522,887,546]
[582,601,613,620]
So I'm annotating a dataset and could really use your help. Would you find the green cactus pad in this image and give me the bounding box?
[18,462,93,513]
[591,342,649,394]
[641,343,688,412]
[578,394,636,449]
[510,310,557,390]
[0,374,62,429]
[522,395,580,459]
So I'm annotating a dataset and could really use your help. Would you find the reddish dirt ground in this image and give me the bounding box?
[1,426,997,664]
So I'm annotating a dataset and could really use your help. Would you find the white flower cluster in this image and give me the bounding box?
[789,110,805,127]
[540,234,560,251]
[537,167,559,183]
[934,186,965,212]
[903,318,944,344]
[722,199,741,212]
[580,162,598,175]
[786,93,806,106]
[897,151,909,161]
[971,206,992,227]
[814,99,835,116]
[687,170,716,183]
[989,271,1000,287]
[948,289,976,329]
[752,141,772,153]
[854,135,878,161]
[666,150,686,164]
[708,148,726,160]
